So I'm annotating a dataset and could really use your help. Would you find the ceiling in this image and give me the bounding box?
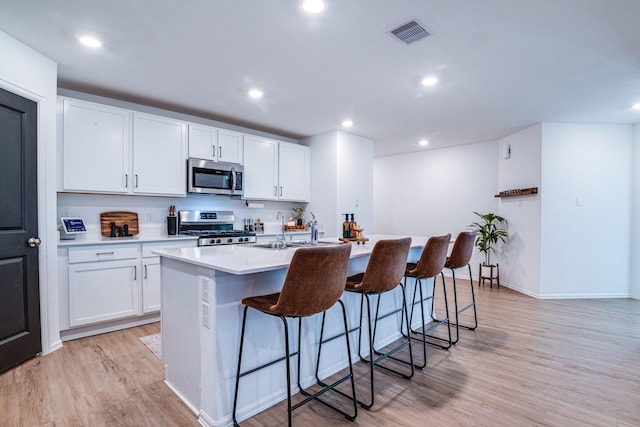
[2,0,640,157]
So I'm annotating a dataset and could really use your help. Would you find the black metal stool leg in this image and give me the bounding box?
[232,306,249,426]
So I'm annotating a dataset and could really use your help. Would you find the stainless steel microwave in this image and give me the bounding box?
[187,158,243,196]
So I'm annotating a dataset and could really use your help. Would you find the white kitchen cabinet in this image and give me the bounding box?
[243,137,310,202]
[67,243,141,327]
[59,239,197,337]
[189,124,244,164]
[142,259,161,313]
[278,142,310,202]
[60,97,188,197]
[243,136,279,200]
[61,98,130,193]
[133,113,187,196]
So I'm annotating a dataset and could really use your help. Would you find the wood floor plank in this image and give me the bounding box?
[1,281,638,426]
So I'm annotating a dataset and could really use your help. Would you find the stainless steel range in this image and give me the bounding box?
[178,210,256,246]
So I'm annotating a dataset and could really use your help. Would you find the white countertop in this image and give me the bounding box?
[58,234,198,247]
[153,234,428,275]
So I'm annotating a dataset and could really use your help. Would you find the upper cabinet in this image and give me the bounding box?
[243,136,310,202]
[188,124,243,164]
[62,98,131,194]
[133,113,187,196]
[60,98,187,197]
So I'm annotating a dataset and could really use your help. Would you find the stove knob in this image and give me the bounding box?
[216,239,222,244]
[243,237,249,242]
[227,238,233,243]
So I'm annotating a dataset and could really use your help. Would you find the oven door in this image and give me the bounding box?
[187,158,243,195]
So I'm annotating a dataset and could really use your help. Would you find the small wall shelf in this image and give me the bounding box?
[495,187,538,198]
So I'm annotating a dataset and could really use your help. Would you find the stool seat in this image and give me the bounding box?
[241,293,280,314]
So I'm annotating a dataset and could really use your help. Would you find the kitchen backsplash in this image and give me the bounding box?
[57,193,313,240]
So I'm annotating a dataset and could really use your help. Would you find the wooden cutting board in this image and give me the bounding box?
[100,211,139,236]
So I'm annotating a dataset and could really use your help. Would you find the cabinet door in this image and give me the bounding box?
[133,113,187,196]
[217,129,244,164]
[62,98,130,193]
[243,136,278,200]
[279,143,310,202]
[68,259,140,327]
[188,123,216,161]
[142,258,161,313]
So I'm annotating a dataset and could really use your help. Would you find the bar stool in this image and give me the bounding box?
[232,243,356,426]
[336,237,413,410]
[444,231,478,344]
[403,234,452,368]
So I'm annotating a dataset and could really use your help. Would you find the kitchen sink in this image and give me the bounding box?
[251,240,338,249]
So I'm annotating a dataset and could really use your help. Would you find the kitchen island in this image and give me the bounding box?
[154,234,428,427]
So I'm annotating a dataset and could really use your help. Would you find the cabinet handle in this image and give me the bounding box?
[144,264,148,279]
[133,265,137,280]
[96,251,115,256]
[135,174,139,188]
[279,186,283,197]
[219,146,222,159]
[212,146,216,158]
[273,186,277,196]
[125,174,128,188]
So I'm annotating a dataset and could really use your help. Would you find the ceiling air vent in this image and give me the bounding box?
[387,19,431,45]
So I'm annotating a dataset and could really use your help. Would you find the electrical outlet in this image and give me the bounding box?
[200,277,211,303]
[202,302,210,328]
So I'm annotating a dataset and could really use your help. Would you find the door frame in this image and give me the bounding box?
[0,78,61,355]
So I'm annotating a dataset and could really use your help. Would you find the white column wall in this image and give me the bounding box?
[540,123,634,298]
[0,31,59,353]
[373,140,499,275]
[496,124,542,296]
[631,124,640,299]
[303,131,373,238]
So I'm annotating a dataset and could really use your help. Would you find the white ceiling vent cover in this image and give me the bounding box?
[387,19,431,45]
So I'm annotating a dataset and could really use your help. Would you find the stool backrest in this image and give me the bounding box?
[274,243,352,317]
[359,237,412,293]
[446,231,476,269]
[410,234,451,279]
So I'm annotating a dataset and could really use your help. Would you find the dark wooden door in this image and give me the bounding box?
[0,87,41,373]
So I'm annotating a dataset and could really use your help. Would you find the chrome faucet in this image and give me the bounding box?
[276,211,286,247]
[309,212,318,246]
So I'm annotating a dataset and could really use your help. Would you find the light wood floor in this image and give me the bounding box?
[1,279,639,426]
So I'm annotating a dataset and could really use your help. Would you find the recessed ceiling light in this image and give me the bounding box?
[301,0,325,13]
[421,76,438,87]
[419,139,429,146]
[632,103,640,110]
[248,89,263,99]
[342,119,353,128]
[77,35,102,48]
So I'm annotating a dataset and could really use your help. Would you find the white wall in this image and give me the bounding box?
[497,125,542,296]
[540,123,634,298]
[633,124,640,299]
[304,131,373,237]
[57,193,304,240]
[337,132,373,235]
[0,31,59,353]
[373,140,499,276]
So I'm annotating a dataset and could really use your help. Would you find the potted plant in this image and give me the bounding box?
[291,207,305,226]
[470,211,508,266]
[470,212,508,286]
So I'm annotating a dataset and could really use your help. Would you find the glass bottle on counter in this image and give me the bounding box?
[349,214,357,239]
[343,214,350,238]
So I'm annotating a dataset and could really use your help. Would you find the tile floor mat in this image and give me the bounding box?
[139,333,162,360]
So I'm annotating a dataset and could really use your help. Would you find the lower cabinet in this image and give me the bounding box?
[68,259,140,327]
[61,239,196,334]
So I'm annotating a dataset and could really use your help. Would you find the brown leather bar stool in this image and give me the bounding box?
[444,231,478,344]
[337,237,413,410]
[403,234,452,368]
[232,243,356,426]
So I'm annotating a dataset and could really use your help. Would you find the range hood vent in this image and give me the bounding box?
[387,19,431,45]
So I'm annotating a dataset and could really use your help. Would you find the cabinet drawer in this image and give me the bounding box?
[141,240,196,258]
[68,244,139,263]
